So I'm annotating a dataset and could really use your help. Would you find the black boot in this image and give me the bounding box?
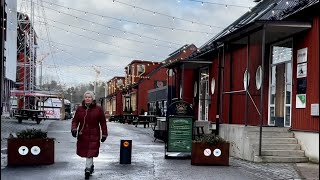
[85,168,90,179]
[89,165,94,174]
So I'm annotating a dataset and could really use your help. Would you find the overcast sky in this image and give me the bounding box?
[17,0,257,88]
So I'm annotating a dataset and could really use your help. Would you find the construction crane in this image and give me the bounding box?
[37,52,50,89]
[92,65,101,94]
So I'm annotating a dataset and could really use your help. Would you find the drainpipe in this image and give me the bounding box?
[216,44,226,135]
[259,27,266,156]
[216,47,222,135]
[245,35,250,126]
[228,47,233,124]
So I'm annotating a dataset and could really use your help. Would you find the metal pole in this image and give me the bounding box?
[245,36,250,126]
[23,30,27,109]
[216,46,222,135]
[259,27,266,156]
[40,62,42,88]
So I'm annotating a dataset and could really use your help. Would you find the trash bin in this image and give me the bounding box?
[120,140,132,164]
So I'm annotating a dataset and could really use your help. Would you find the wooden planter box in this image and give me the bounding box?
[7,138,54,166]
[191,142,229,166]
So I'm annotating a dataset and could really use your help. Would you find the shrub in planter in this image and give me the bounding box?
[191,134,229,166]
[7,128,54,166]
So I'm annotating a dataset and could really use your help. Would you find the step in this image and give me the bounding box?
[247,131,294,138]
[252,144,301,150]
[254,156,309,163]
[250,138,298,144]
[246,126,290,132]
[260,150,305,157]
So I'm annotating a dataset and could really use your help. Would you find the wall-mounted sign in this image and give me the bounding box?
[297,63,307,78]
[154,81,166,88]
[296,94,306,109]
[297,48,308,64]
[297,78,307,94]
[311,104,319,116]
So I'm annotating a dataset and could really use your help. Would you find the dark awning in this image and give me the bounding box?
[163,59,212,69]
[222,20,312,44]
[192,20,312,58]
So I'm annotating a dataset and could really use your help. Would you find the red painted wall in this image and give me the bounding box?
[220,31,269,126]
[182,69,195,105]
[291,16,319,131]
[138,68,167,115]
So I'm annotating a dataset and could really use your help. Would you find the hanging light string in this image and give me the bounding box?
[44,22,147,55]
[37,38,157,60]
[114,0,228,29]
[37,0,224,31]
[42,44,163,71]
[36,17,176,49]
[26,1,187,46]
[43,47,127,74]
[186,0,252,9]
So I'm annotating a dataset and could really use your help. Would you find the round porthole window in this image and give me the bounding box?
[211,78,215,95]
[256,66,262,90]
[243,69,250,91]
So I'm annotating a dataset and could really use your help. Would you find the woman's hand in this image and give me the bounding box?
[71,129,77,138]
[101,135,107,142]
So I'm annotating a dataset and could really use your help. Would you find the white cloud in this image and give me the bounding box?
[17,0,256,86]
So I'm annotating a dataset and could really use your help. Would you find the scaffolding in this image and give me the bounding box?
[16,6,37,109]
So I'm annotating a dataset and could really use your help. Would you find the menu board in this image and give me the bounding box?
[167,117,193,152]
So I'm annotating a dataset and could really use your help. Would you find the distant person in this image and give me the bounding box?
[71,91,108,179]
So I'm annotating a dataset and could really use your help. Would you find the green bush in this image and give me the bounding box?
[194,134,227,146]
[16,128,48,139]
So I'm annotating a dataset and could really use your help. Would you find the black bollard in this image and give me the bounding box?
[120,140,132,164]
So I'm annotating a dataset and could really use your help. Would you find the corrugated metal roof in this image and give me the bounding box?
[190,0,319,59]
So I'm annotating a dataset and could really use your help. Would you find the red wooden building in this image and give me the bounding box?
[121,60,161,116]
[145,44,198,116]
[169,0,319,162]
[105,76,125,118]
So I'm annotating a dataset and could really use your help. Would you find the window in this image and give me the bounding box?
[137,64,145,76]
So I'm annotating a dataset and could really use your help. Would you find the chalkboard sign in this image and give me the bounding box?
[167,116,193,152]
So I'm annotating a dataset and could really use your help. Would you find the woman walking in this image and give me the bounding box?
[71,91,108,179]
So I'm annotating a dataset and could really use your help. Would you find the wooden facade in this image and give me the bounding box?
[105,76,125,116]
[180,1,319,132]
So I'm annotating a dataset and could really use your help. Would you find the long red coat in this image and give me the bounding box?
[71,101,108,157]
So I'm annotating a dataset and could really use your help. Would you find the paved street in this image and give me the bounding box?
[1,117,319,180]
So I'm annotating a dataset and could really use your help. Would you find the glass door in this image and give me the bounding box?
[198,68,209,121]
[268,40,292,127]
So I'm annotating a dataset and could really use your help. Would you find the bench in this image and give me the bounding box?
[134,121,149,128]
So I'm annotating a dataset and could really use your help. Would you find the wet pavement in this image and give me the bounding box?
[1,117,319,180]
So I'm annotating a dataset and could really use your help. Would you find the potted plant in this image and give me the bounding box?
[191,134,229,166]
[7,128,55,166]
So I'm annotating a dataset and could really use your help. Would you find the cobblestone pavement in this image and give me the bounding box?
[231,158,302,180]
[1,119,318,179]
